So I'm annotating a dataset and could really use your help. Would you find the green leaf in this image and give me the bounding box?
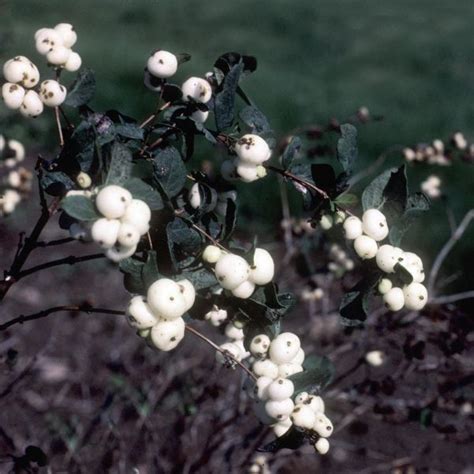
[115,123,144,140]
[166,218,202,259]
[334,193,359,208]
[214,62,244,131]
[106,142,133,185]
[141,251,161,289]
[123,177,164,210]
[61,195,99,221]
[239,105,272,135]
[361,168,394,211]
[393,262,414,285]
[258,426,306,453]
[281,136,302,169]
[289,355,335,395]
[153,146,187,198]
[336,124,358,173]
[119,257,146,294]
[221,198,237,241]
[41,170,75,196]
[64,69,96,107]
[180,267,218,290]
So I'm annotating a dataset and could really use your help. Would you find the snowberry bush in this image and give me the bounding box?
[3,24,460,459]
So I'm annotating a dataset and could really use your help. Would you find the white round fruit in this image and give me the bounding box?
[39,80,67,107]
[216,341,242,363]
[214,253,250,290]
[365,350,385,367]
[269,332,301,364]
[181,77,212,103]
[294,392,310,404]
[76,171,92,189]
[378,278,393,295]
[250,334,271,359]
[235,162,258,183]
[291,348,305,366]
[249,248,274,286]
[105,244,137,262]
[225,323,244,341]
[147,278,187,320]
[177,279,195,312]
[150,317,185,351]
[35,29,62,55]
[291,404,316,429]
[313,412,333,438]
[3,57,38,87]
[315,438,330,455]
[204,306,227,327]
[188,183,201,208]
[191,109,209,123]
[95,185,132,219]
[272,419,292,437]
[20,90,44,118]
[47,45,71,66]
[278,363,303,378]
[91,218,120,248]
[252,359,279,379]
[401,252,423,269]
[202,245,222,264]
[117,222,141,247]
[121,199,151,235]
[235,134,271,165]
[265,398,295,421]
[7,139,25,161]
[403,282,428,311]
[2,83,25,109]
[231,280,255,299]
[383,287,405,311]
[362,208,389,241]
[256,165,267,178]
[354,235,378,259]
[126,295,158,330]
[376,245,401,273]
[147,50,178,78]
[343,216,363,240]
[305,395,325,413]
[267,378,294,401]
[64,52,82,72]
[320,215,333,230]
[254,376,273,400]
[54,23,77,48]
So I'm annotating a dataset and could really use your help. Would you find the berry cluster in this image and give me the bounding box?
[327,243,355,275]
[215,321,249,364]
[221,134,271,183]
[0,136,31,216]
[248,455,270,474]
[127,278,195,351]
[343,209,428,311]
[204,305,228,327]
[318,210,346,230]
[67,184,152,262]
[35,24,81,71]
[421,175,442,199]
[1,23,80,118]
[203,245,275,299]
[248,332,334,454]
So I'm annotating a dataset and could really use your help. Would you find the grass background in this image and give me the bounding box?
[1,0,473,295]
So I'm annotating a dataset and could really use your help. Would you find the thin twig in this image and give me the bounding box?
[0,304,124,332]
[428,209,474,294]
[35,237,75,248]
[185,325,257,381]
[429,290,474,305]
[55,106,64,147]
[139,101,172,128]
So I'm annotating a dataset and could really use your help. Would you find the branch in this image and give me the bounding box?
[15,253,105,281]
[429,290,474,305]
[428,209,474,294]
[185,325,257,381]
[34,237,75,248]
[0,304,124,331]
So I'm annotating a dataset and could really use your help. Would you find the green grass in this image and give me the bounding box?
[1,0,473,293]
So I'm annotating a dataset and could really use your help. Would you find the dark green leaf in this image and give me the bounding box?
[64,69,96,107]
[141,251,161,289]
[115,123,144,140]
[123,177,164,210]
[334,193,359,207]
[180,267,218,290]
[153,146,187,198]
[281,136,302,169]
[214,62,244,131]
[393,262,414,285]
[106,142,133,185]
[41,170,75,196]
[166,218,202,257]
[120,257,146,294]
[239,105,272,135]
[221,198,237,241]
[289,355,335,394]
[61,195,99,221]
[337,124,358,173]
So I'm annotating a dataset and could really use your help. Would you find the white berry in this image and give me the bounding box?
[315,438,330,455]
[231,280,255,299]
[147,50,178,78]
[305,395,325,413]
[250,334,271,359]
[117,222,141,247]
[147,278,187,320]
[150,317,185,351]
[54,23,77,48]
[313,412,333,438]
[121,199,151,235]
[188,183,201,208]
[182,77,212,103]
[403,282,428,311]
[104,244,137,262]
[2,83,25,109]
[383,287,405,311]
[252,359,279,379]
[216,341,242,363]
[365,350,385,367]
[378,278,393,295]
[362,209,389,241]
[35,29,62,55]
[127,295,158,330]
[64,52,82,72]
[202,245,222,264]
[225,323,244,341]
[20,90,44,118]
[95,185,132,219]
[91,218,120,248]
[376,244,402,273]
[269,332,301,365]
[76,171,92,189]
[354,235,378,259]
[254,376,273,400]
[47,46,71,66]
[291,404,316,429]
[272,418,292,437]
[177,279,195,312]
[39,80,67,107]
[291,348,305,366]
[294,392,310,404]
[265,398,295,421]
[235,134,271,165]
[191,109,209,123]
[249,248,274,286]
[343,216,363,240]
[215,253,250,290]
[267,378,294,401]
[278,363,303,378]
[236,162,259,183]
